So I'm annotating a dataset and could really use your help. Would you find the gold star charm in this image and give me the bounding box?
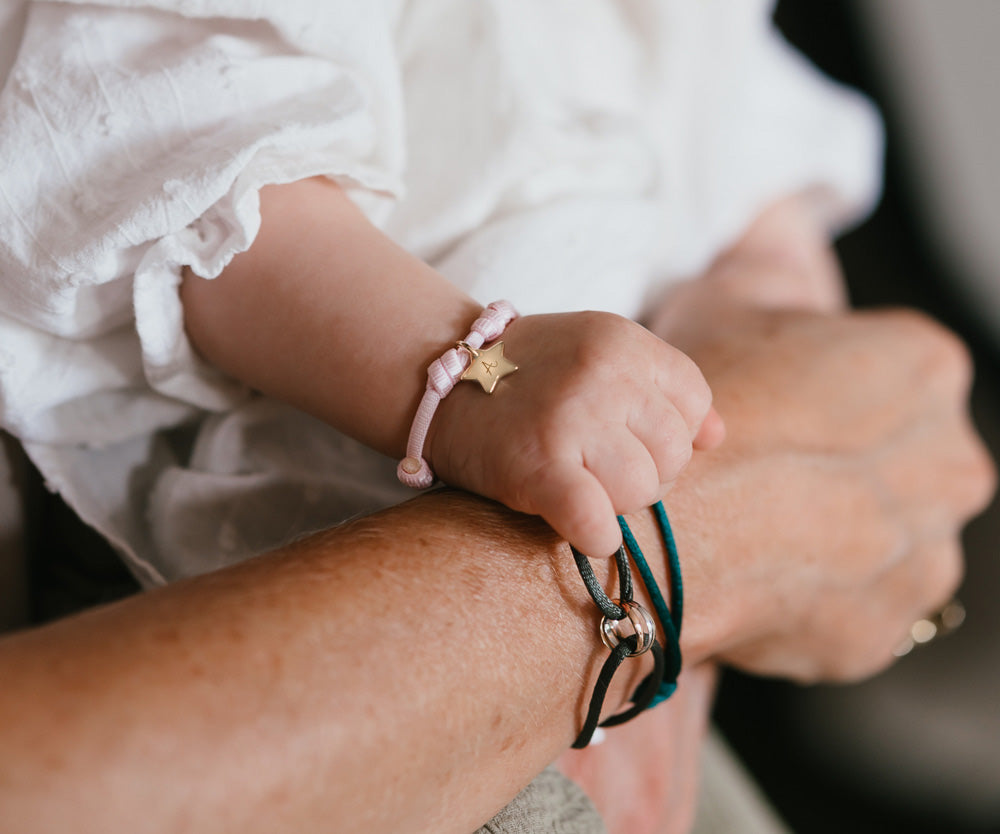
[457,340,518,394]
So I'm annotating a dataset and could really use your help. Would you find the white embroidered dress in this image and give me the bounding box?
[0,0,881,585]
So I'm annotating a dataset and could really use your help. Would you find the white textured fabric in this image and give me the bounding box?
[0,0,882,586]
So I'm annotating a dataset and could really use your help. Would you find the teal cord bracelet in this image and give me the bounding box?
[618,501,682,707]
[653,500,683,629]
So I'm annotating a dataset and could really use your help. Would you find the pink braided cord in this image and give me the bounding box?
[397,300,518,488]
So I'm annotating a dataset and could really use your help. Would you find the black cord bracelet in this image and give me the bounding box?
[570,544,666,748]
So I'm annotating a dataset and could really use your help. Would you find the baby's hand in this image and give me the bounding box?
[426,312,724,558]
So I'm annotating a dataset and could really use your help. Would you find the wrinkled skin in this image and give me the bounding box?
[556,204,995,833]
[672,303,993,683]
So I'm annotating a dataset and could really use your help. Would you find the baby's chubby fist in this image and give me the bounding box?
[426,311,724,558]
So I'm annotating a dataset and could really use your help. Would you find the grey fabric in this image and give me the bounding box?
[476,766,607,834]
[474,729,789,834]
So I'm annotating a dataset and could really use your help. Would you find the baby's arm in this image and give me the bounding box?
[182,178,483,459]
[182,177,722,557]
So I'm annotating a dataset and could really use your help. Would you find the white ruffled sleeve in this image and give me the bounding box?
[645,0,884,278]
[0,0,404,445]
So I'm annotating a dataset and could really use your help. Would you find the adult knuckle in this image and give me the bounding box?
[917,422,996,521]
[923,541,965,607]
[846,500,908,580]
[961,434,998,515]
[787,661,826,687]
[927,331,973,394]
[893,310,972,392]
[874,306,940,338]
[857,648,896,682]
[814,652,856,683]
[806,607,899,683]
[826,643,893,684]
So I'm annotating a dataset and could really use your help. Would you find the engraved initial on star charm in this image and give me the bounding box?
[456,340,518,394]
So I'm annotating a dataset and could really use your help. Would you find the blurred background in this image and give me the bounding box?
[715,2,1000,832]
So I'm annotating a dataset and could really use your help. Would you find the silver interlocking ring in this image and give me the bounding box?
[600,600,656,656]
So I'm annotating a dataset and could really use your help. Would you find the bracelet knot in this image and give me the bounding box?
[398,300,518,488]
[427,349,467,398]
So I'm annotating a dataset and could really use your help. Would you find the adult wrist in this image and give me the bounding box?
[620,490,724,671]
[572,505,683,725]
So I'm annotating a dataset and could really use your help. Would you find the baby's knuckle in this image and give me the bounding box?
[579,310,637,344]
[566,503,602,539]
[679,361,713,414]
[613,467,661,515]
[531,424,565,458]
[572,315,635,374]
[659,352,713,423]
[691,372,713,415]
[513,458,567,512]
[660,434,694,478]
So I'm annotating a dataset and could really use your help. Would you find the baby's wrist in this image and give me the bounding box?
[398,301,521,489]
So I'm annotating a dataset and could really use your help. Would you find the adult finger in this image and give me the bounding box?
[875,411,996,535]
[725,537,966,684]
[817,536,965,682]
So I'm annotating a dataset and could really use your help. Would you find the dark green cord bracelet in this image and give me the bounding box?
[618,501,682,707]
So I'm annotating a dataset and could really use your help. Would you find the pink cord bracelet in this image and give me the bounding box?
[397,300,519,488]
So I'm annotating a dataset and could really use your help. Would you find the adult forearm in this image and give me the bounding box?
[4,299,987,833]
[0,492,689,834]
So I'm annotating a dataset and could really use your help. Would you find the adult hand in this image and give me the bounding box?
[556,665,718,834]
[555,302,996,833]
[660,304,995,682]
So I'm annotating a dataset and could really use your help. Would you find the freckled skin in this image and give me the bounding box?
[0,193,990,834]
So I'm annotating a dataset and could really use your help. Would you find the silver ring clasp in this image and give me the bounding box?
[600,600,656,657]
